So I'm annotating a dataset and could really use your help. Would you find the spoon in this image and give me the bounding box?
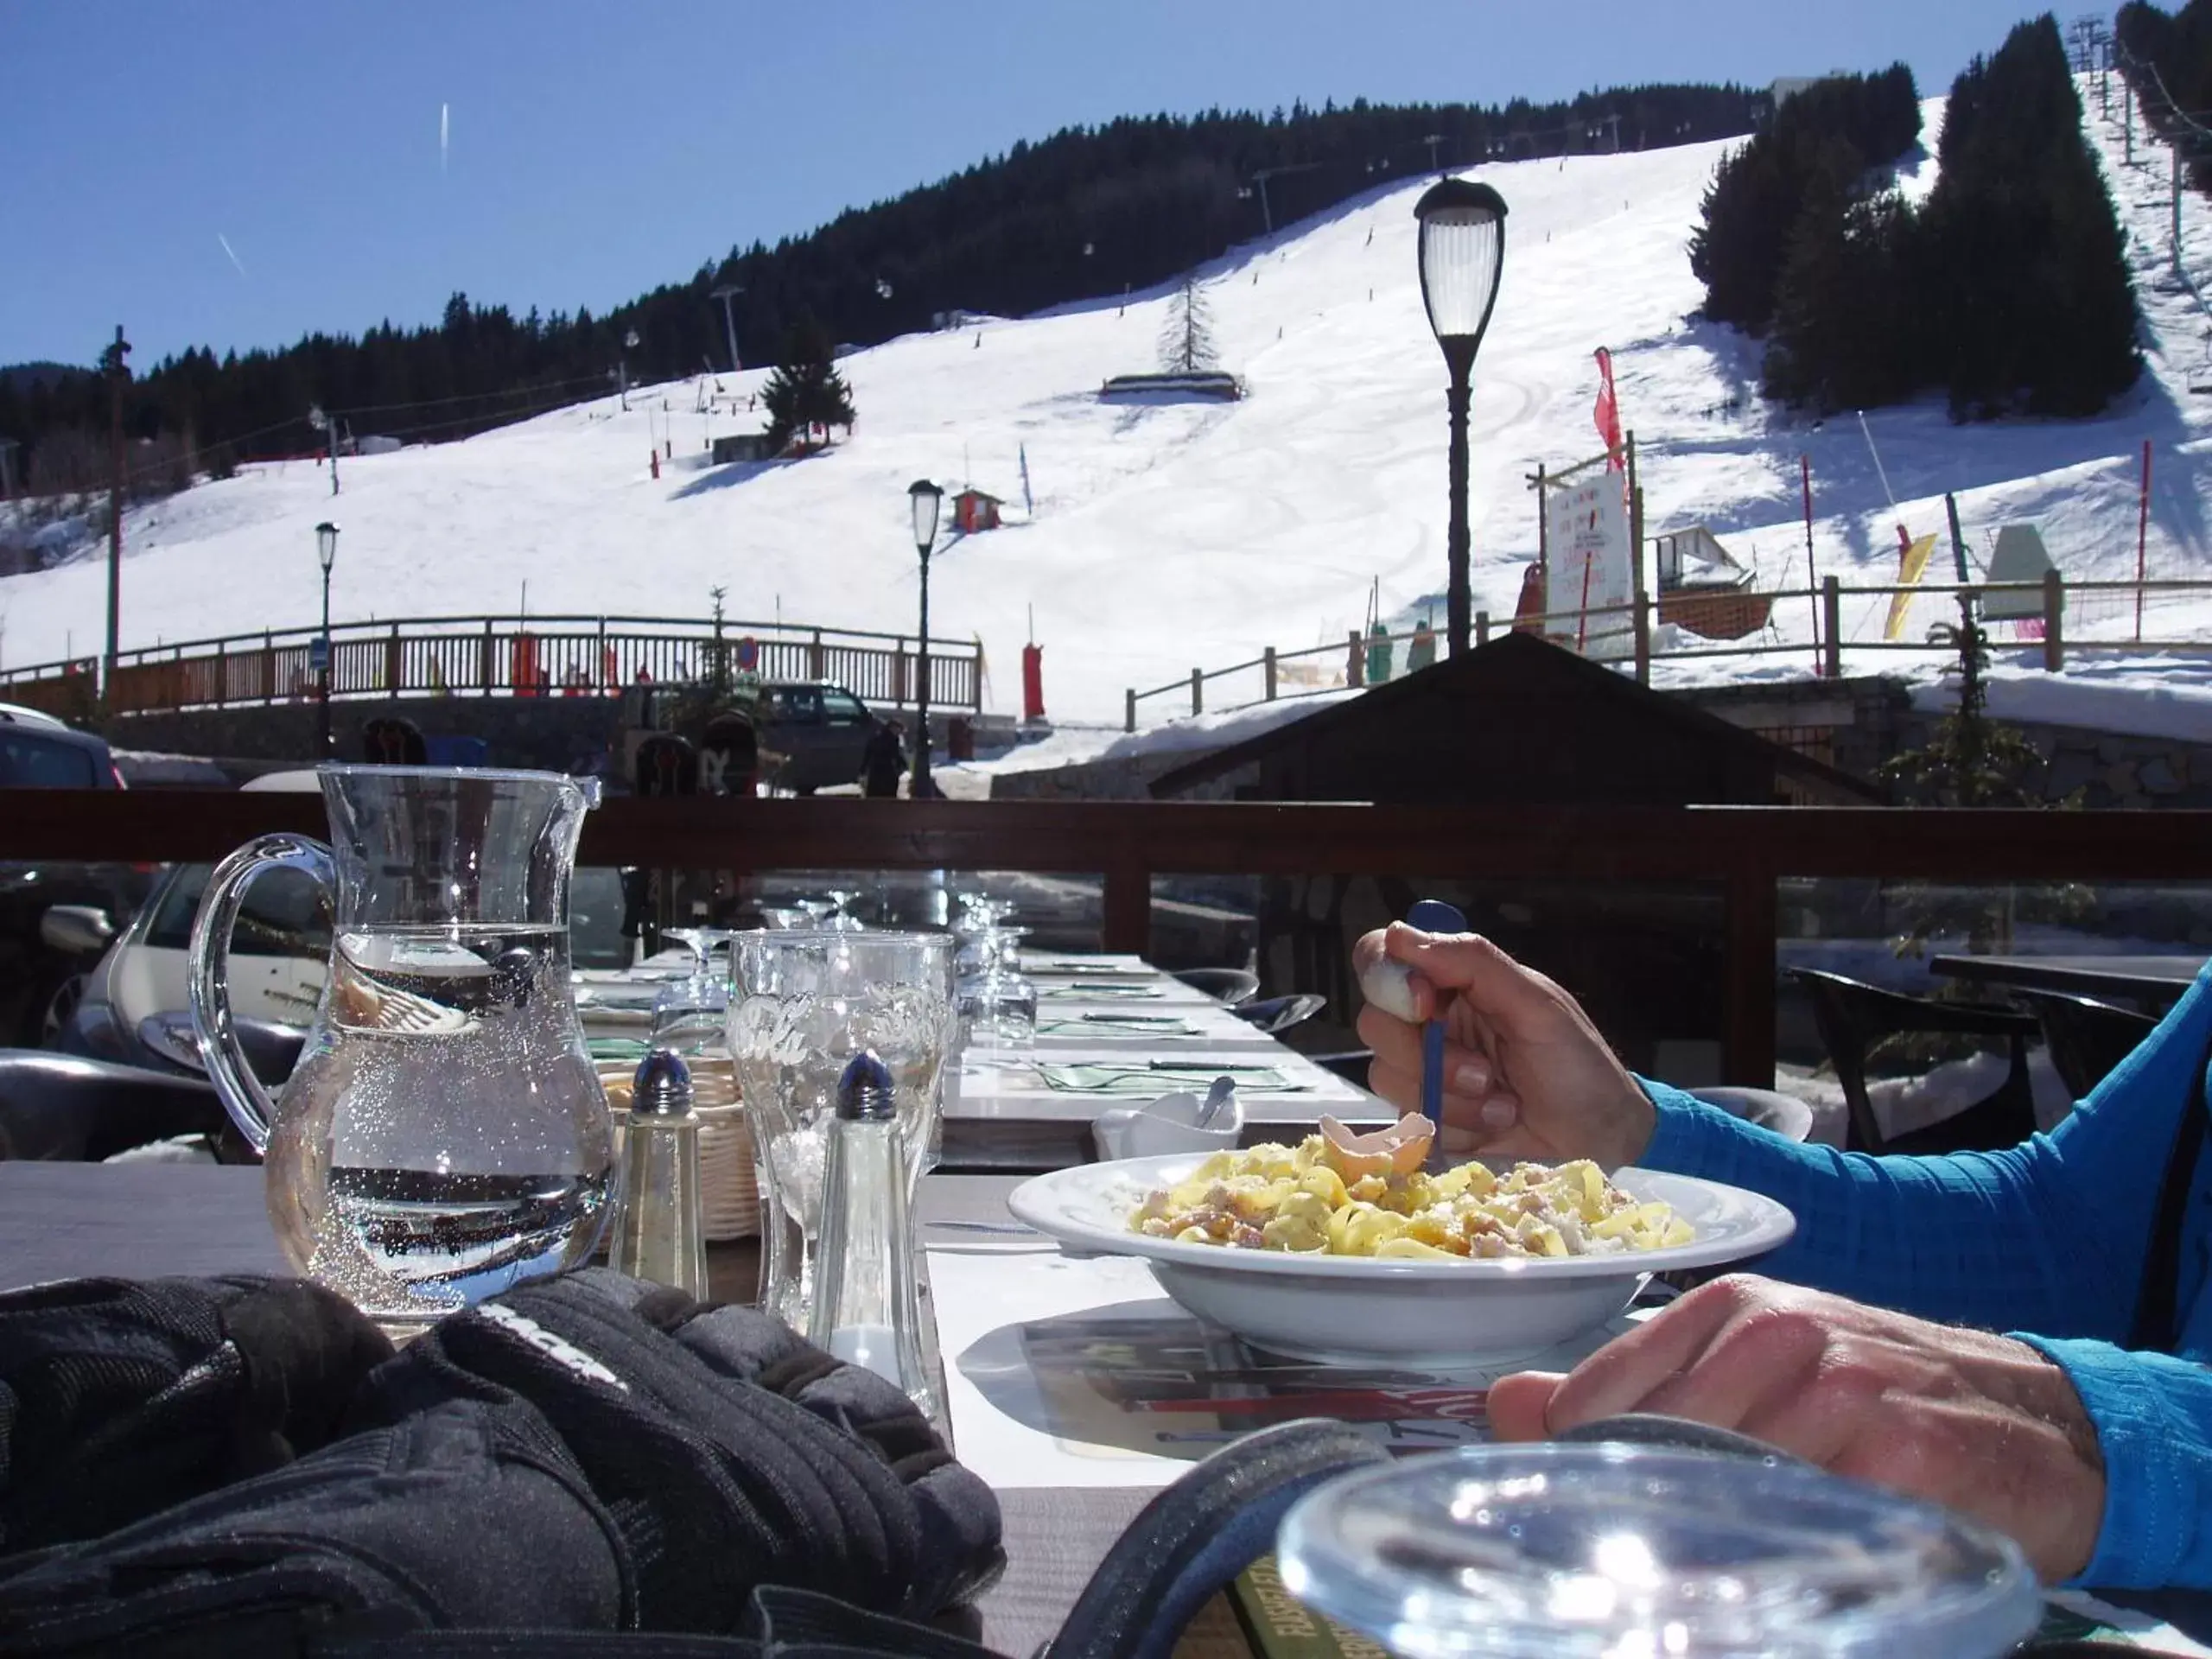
[1196,1074,1237,1128]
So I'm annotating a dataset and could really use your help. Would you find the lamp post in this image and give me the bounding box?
[1414,178,1508,657]
[907,480,943,798]
[620,328,640,411]
[315,521,338,754]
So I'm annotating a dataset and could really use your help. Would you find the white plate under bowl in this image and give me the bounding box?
[1007,1154,1795,1366]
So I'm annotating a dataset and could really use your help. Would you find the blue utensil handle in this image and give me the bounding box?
[1403,899,1467,1131]
[1421,1021,1446,1127]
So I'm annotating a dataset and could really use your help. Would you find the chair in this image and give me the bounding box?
[0,1051,232,1162]
[137,1011,304,1087]
[1788,969,2039,1156]
[233,1018,308,1086]
[2010,988,2158,1103]
[1173,968,1260,1007]
[1232,993,1326,1036]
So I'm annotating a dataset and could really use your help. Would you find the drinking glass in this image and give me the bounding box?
[651,974,728,1058]
[663,925,734,979]
[957,960,1038,1052]
[1274,1443,2041,1659]
[728,931,953,1331]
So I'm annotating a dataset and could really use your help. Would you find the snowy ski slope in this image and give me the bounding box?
[5,79,2211,726]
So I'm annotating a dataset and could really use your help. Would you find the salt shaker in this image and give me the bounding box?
[607,1047,709,1300]
[810,1051,936,1421]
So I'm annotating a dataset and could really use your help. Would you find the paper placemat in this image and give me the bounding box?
[930,1247,1630,1491]
[1036,1014,1204,1038]
[1036,1063,1302,1096]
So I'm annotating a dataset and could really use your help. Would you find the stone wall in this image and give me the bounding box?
[1669,676,1911,784]
[1905,718,2212,809]
[1682,674,2212,808]
[110,696,626,772]
[108,696,1032,779]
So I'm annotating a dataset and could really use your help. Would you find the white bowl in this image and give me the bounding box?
[1090,1087,1243,1161]
[1007,1155,1795,1367]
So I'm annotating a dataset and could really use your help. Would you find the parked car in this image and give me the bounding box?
[0,704,145,1046]
[760,681,884,794]
[0,702,122,790]
[58,770,638,1075]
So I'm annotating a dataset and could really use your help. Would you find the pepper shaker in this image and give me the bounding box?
[810,1050,937,1422]
[607,1047,709,1300]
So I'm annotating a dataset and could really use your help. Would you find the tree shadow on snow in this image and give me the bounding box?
[670,457,804,499]
[1616,314,2208,565]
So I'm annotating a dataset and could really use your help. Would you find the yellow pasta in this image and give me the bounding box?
[1128,1135,1694,1260]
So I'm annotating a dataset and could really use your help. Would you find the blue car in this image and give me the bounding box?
[0,703,145,1046]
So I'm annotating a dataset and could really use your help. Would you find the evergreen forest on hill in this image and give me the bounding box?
[0,85,1762,497]
[1693,14,2140,420]
[2118,0,2212,188]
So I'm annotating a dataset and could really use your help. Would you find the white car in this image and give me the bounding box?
[57,771,330,1073]
[58,769,632,1076]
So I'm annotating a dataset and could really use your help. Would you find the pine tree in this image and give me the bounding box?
[1922,17,2141,418]
[1689,65,1922,335]
[759,316,857,454]
[1157,276,1219,373]
[1764,180,1919,411]
[1881,600,2052,810]
[1879,596,2087,963]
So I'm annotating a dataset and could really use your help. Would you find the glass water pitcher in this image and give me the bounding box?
[188,765,613,1332]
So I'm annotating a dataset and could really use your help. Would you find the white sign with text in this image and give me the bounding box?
[1545,476,1633,658]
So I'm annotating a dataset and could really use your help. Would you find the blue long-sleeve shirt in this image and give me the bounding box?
[1637,967,2212,1591]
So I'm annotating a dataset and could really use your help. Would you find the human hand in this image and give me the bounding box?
[1352,923,1654,1169]
[1485,1274,2106,1583]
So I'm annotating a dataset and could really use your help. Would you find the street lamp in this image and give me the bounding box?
[315,521,339,754]
[1414,178,1508,657]
[907,480,943,798]
[620,328,640,410]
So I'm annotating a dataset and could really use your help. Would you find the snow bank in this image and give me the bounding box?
[1910,661,2212,743]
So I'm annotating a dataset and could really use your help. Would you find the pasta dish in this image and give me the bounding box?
[1126,1114,1694,1261]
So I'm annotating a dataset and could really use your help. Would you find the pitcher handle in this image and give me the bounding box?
[187,833,336,1156]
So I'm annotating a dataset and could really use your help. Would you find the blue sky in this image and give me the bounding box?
[3,0,2067,368]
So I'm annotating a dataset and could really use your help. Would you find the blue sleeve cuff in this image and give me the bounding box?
[1634,1077,1772,1177]
[2015,1337,2212,1591]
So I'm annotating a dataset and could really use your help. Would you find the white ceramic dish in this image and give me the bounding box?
[1007,1154,1796,1365]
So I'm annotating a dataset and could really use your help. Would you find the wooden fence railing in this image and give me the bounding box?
[0,613,985,723]
[6,792,2211,1088]
[1125,575,2212,729]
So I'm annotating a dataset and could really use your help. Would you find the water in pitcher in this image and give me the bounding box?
[265,924,611,1325]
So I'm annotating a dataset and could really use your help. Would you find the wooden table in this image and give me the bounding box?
[0,1162,1209,1657]
[1929,952,2208,1008]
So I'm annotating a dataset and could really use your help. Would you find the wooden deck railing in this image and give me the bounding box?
[1126,575,2212,729]
[7,792,2211,1088]
[0,613,985,722]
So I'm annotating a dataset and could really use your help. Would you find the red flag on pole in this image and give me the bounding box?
[1593,347,1624,471]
